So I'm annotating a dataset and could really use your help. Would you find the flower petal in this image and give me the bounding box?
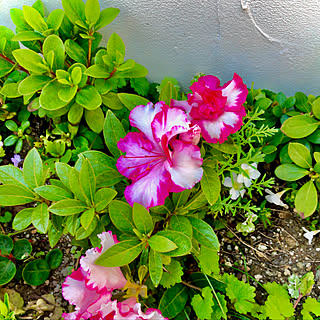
[129,102,163,143]
[117,132,164,182]
[221,73,248,111]
[124,160,171,208]
[180,124,201,145]
[80,231,127,291]
[61,267,100,316]
[165,140,203,190]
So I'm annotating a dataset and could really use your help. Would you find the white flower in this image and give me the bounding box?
[265,189,288,208]
[302,227,320,245]
[223,172,246,200]
[237,163,261,187]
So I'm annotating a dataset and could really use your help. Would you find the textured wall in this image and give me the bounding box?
[1,0,320,95]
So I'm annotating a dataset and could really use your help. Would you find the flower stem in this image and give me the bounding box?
[0,53,30,75]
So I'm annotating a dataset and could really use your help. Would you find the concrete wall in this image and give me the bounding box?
[1,0,320,95]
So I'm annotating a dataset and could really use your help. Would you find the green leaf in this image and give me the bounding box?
[148,235,177,253]
[32,203,49,233]
[47,9,65,30]
[13,49,48,73]
[76,85,102,110]
[0,26,19,59]
[68,103,83,125]
[263,282,294,319]
[69,168,87,203]
[23,5,48,32]
[101,92,124,110]
[312,97,320,120]
[0,257,16,285]
[0,184,36,206]
[133,202,154,235]
[201,165,220,206]
[295,180,318,218]
[85,64,110,78]
[113,63,148,79]
[169,215,193,238]
[48,222,63,248]
[55,162,73,191]
[23,148,44,189]
[22,259,50,286]
[0,57,13,77]
[275,163,309,181]
[109,200,135,234]
[301,297,320,320]
[85,107,104,133]
[159,81,177,106]
[43,35,65,71]
[1,83,20,98]
[211,292,228,320]
[117,93,150,111]
[10,8,31,30]
[85,0,100,24]
[95,7,120,30]
[95,239,143,267]
[49,199,88,216]
[157,230,192,257]
[288,142,312,168]
[58,85,77,103]
[5,120,18,132]
[103,110,126,158]
[295,92,311,113]
[191,287,214,320]
[12,208,33,230]
[107,33,125,61]
[65,39,87,65]
[184,191,208,210]
[281,115,319,139]
[224,274,256,314]
[71,67,82,85]
[79,158,96,205]
[80,208,95,230]
[75,151,122,188]
[34,185,73,201]
[299,272,315,296]
[149,249,163,287]
[158,284,188,319]
[13,31,45,41]
[199,245,220,275]
[94,188,117,212]
[160,259,183,289]
[13,239,32,260]
[40,81,69,110]
[0,235,13,256]
[45,248,63,270]
[62,0,86,26]
[188,217,220,251]
[19,75,52,95]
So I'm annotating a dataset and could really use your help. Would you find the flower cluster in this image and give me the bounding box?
[62,232,167,320]
[223,163,261,200]
[116,74,248,209]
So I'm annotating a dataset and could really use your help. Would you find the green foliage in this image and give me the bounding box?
[191,287,215,320]
[160,259,183,288]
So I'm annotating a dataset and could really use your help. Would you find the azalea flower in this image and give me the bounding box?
[171,73,248,144]
[62,231,168,320]
[116,101,203,209]
[302,227,320,245]
[265,189,288,209]
[237,163,261,187]
[223,172,246,200]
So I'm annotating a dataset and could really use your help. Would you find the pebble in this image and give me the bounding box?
[255,275,263,281]
[284,269,291,276]
[297,262,304,269]
[257,244,268,251]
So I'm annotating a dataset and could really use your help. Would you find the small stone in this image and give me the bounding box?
[257,244,268,251]
[227,245,232,251]
[297,262,304,269]
[255,275,263,281]
[225,261,232,267]
[284,269,291,276]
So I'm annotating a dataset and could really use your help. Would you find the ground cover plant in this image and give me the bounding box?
[0,0,319,319]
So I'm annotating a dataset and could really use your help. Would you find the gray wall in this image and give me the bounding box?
[2,0,320,95]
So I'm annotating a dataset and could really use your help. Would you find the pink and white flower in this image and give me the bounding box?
[62,232,167,320]
[237,163,261,187]
[172,73,248,144]
[116,101,203,209]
